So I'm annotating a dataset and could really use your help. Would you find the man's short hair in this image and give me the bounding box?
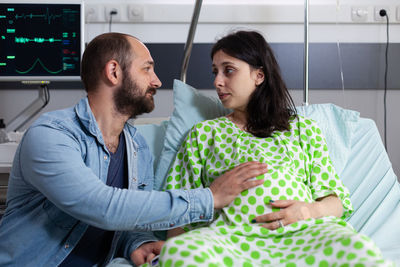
[81,33,135,93]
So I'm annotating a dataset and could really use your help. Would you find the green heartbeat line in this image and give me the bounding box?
[14,8,63,24]
[16,58,62,74]
[15,37,62,44]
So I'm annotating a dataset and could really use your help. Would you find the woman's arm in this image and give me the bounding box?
[312,194,343,218]
[252,194,343,230]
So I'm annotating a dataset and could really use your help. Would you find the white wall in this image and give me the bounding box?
[0,0,399,176]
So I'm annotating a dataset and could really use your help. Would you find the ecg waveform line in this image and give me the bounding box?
[15,37,62,44]
[16,58,63,74]
[14,8,62,24]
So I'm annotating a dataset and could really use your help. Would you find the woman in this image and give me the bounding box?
[155,31,392,266]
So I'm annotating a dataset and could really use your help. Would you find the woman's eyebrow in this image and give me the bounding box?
[212,61,236,67]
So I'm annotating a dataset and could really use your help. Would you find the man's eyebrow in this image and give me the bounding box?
[144,60,154,66]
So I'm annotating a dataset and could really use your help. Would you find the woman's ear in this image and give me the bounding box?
[104,60,121,86]
[255,68,265,86]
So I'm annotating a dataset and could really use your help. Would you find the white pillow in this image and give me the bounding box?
[134,121,169,174]
[296,104,359,173]
[154,80,229,189]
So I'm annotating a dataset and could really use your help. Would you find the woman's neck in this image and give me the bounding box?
[227,110,247,130]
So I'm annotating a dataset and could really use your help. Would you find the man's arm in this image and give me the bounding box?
[21,126,267,231]
[20,125,212,231]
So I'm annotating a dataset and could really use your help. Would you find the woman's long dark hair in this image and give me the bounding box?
[211,30,297,138]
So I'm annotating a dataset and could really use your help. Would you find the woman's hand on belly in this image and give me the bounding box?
[251,195,342,230]
[251,200,318,230]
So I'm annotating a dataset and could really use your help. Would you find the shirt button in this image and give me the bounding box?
[132,177,137,182]
[65,243,70,249]
[133,152,137,157]
[104,155,108,160]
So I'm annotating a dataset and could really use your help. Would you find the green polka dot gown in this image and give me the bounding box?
[154,116,393,266]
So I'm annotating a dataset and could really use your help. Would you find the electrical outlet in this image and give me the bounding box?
[128,5,144,22]
[85,4,102,22]
[351,6,368,22]
[105,5,122,22]
[374,6,390,22]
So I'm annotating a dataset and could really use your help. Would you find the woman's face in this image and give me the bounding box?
[212,50,264,112]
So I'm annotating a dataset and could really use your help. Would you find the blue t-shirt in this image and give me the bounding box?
[60,133,128,266]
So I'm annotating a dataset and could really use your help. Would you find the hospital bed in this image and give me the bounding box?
[135,0,400,263]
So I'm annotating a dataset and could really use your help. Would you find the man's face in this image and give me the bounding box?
[113,69,156,118]
[113,38,161,118]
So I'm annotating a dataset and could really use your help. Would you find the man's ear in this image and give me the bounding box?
[104,60,121,86]
[255,68,265,86]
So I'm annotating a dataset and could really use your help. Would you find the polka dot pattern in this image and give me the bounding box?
[148,218,391,267]
[153,116,391,266]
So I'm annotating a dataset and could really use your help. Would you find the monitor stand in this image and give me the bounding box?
[5,82,50,132]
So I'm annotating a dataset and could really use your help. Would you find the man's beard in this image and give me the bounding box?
[113,71,156,119]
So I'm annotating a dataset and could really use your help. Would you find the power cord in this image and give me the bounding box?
[109,10,118,32]
[379,9,389,151]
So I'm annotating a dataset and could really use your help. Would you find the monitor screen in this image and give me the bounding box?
[0,1,84,82]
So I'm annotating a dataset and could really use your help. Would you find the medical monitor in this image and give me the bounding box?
[0,0,84,82]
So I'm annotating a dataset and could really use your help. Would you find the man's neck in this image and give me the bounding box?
[88,93,128,153]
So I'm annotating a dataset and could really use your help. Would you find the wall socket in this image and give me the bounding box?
[85,4,102,23]
[105,5,122,22]
[374,6,390,22]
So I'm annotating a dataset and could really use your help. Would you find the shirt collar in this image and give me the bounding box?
[74,96,105,145]
[74,97,137,148]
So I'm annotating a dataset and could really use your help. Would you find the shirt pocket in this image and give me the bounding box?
[137,175,154,191]
[42,200,78,229]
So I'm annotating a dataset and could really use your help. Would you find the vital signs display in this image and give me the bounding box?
[0,1,83,81]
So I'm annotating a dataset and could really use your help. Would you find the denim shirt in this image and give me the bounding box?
[0,97,214,266]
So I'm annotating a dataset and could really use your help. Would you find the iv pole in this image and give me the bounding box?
[180,0,203,83]
[303,0,309,106]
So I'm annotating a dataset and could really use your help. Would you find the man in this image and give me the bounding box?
[0,33,267,266]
